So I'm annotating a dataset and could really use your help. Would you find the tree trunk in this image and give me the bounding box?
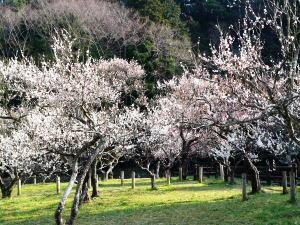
[0,185,14,198]
[290,170,297,204]
[0,170,18,199]
[229,167,235,185]
[66,172,86,225]
[66,142,104,225]
[55,160,78,225]
[151,173,156,190]
[105,164,113,181]
[181,160,189,180]
[66,162,91,225]
[80,177,91,204]
[244,155,261,194]
[179,167,183,181]
[282,171,288,195]
[165,168,171,185]
[224,165,230,182]
[193,164,198,181]
[91,159,99,198]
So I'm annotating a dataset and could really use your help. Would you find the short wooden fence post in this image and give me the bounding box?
[131,171,135,189]
[56,176,61,194]
[17,179,22,196]
[121,171,124,186]
[199,166,203,183]
[242,173,248,201]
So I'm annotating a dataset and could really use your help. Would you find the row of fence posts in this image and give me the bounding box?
[15,166,207,195]
[15,166,298,204]
[126,166,206,190]
[241,170,297,203]
[16,175,61,196]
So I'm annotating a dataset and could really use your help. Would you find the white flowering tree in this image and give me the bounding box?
[0,63,60,198]
[133,105,182,181]
[0,124,35,198]
[1,30,145,224]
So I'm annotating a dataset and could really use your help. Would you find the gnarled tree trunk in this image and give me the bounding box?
[181,159,189,180]
[66,157,94,225]
[91,159,99,198]
[0,168,19,198]
[244,155,261,194]
[55,160,78,225]
[66,139,105,225]
[224,165,230,182]
[0,182,15,198]
[229,167,235,184]
[80,175,91,204]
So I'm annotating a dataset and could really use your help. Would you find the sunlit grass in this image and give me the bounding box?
[0,177,299,225]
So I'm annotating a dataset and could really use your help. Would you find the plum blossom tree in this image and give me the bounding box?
[0,63,60,198]
[134,105,181,180]
[202,0,299,192]
[154,71,234,179]
[198,0,300,143]
[150,0,299,186]
[0,125,35,198]
[0,30,146,224]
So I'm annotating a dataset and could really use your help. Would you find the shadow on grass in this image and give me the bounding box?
[5,191,298,225]
[1,181,298,225]
[79,192,300,225]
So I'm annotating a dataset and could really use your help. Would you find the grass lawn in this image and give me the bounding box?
[0,177,299,225]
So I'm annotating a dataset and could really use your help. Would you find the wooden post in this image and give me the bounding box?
[156,161,160,179]
[199,166,203,183]
[282,171,288,194]
[120,171,124,186]
[220,165,224,181]
[167,173,171,185]
[88,171,92,188]
[179,167,183,181]
[290,170,296,203]
[131,171,135,189]
[33,175,37,185]
[56,176,61,194]
[17,179,21,196]
[194,164,198,180]
[242,173,248,201]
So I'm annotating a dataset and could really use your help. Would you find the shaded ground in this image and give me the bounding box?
[0,177,299,225]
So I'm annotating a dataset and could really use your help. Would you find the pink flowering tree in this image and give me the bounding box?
[150,0,299,187]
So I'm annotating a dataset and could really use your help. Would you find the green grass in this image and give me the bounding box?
[0,177,299,225]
